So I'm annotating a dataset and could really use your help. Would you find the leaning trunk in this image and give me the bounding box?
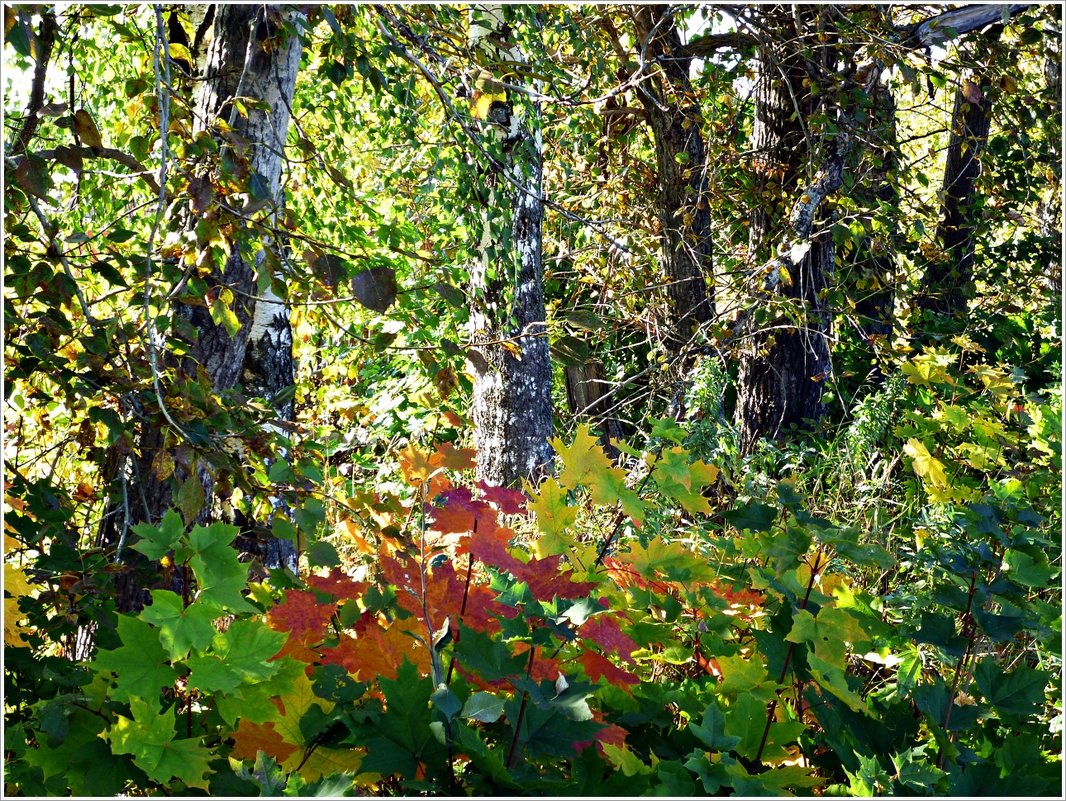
[468,5,554,486]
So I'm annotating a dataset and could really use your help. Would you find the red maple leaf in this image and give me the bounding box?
[476,481,526,514]
[579,614,637,664]
[579,648,639,689]
[268,589,336,641]
[511,554,598,601]
[466,524,526,575]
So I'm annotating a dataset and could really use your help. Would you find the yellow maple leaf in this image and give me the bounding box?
[528,476,577,557]
[4,563,33,646]
[903,438,948,488]
[552,424,613,490]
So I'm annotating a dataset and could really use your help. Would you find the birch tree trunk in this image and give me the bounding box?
[112,5,303,610]
[468,4,554,487]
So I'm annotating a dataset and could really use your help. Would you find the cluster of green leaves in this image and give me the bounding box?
[7,426,1060,795]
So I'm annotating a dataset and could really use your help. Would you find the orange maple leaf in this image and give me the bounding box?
[435,442,477,471]
[268,589,336,641]
[321,617,430,681]
[231,719,299,765]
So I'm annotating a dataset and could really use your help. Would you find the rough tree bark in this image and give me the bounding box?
[918,29,1001,317]
[630,5,714,352]
[110,5,303,610]
[1038,20,1061,293]
[735,6,837,454]
[468,4,554,487]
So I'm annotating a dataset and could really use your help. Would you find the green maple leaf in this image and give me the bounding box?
[130,509,184,561]
[187,619,285,694]
[359,660,446,779]
[23,703,140,795]
[216,658,305,727]
[93,615,176,710]
[785,606,870,667]
[528,476,577,557]
[139,591,219,660]
[688,701,741,751]
[586,462,645,524]
[552,421,644,523]
[973,659,1050,718]
[651,447,719,515]
[187,522,254,612]
[108,698,213,790]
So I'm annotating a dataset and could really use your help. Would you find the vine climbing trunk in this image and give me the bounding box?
[631,5,713,353]
[467,4,554,487]
[111,5,303,611]
[735,6,837,454]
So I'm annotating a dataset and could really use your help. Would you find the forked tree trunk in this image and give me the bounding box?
[736,6,835,454]
[631,5,713,352]
[468,4,553,487]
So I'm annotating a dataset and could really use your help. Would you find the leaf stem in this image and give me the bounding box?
[754,546,824,764]
[506,645,537,769]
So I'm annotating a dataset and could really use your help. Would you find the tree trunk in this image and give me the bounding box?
[564,361,625,454]
[736,6,835,454]
[109,5,303,610]
[1039,26,1061,293]
[468,5,554,487]
[919,30,1001,317]
[236,281,298,574]
[631,5,713,352]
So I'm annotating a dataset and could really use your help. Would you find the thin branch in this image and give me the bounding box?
[143,4,190,444]
[13,11,59,156]
[31,145,162,194]
[19,190,100,329]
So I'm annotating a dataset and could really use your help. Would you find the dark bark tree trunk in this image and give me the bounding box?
[852,70,900,383]
[631,5,714,353]
[1039,25,1061,293]
[735,6,836,454]
[564,361,625,454]
[918,29,1001,317]
[235,280,298,575]
[468,5,554,487]
[107,5,303,611]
